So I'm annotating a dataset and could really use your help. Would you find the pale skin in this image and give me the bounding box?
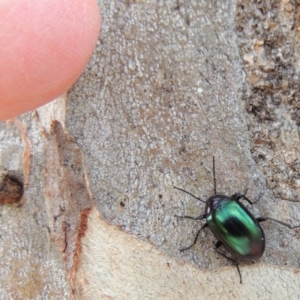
[0,0,101,121]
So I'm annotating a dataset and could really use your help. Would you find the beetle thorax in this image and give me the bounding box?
[205,195,228,215]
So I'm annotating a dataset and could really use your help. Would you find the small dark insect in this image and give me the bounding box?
[174,157,300,283]
[0,171,24,205]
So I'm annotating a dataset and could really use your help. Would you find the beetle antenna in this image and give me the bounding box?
[173,186,206,203]
[213,156,217,195]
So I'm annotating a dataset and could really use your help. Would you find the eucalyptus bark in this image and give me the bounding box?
[0,1,300,299]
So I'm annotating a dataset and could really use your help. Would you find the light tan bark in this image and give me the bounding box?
[0,1,299,299]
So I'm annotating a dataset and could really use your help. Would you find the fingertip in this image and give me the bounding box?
[0,0,101,121]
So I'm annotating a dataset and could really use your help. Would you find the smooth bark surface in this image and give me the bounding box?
[0,1,299,299]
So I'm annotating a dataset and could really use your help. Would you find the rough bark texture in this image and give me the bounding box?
[0,0,300,299]
[236,0,300,202]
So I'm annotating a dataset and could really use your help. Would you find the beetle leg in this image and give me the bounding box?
[215,242,242,284]
[257,217,300,229]
[175,213,206,221]
[179,223,208,252]
[215,240,223,249]
[231,193,253,204]
[232,192,263,205]
[231,193,255,205]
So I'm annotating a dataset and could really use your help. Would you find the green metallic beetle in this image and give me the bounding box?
[175,157,300,283]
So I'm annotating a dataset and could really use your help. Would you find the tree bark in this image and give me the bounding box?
[0,1,300,299]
